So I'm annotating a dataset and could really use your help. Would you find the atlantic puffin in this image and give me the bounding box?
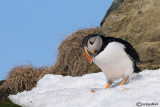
[82,34,141,89]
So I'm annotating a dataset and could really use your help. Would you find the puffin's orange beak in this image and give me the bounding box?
[85,47,93,63]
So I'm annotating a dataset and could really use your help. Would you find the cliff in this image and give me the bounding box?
[101,0,160,69]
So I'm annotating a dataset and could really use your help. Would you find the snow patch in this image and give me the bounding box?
[9,69,160,107]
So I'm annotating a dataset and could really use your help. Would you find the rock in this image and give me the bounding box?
[100,0,160,70]
[101,0,124,26]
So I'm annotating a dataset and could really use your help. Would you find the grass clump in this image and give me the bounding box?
[0,65,48,95]
[49,27,101,76]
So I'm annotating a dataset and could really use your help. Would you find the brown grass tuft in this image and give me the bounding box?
[0,65,48,94]
[49,27,101,76]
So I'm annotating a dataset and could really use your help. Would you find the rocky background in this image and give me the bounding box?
[101,0,160,69]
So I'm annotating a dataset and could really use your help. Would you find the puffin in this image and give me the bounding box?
[82,34,141,90]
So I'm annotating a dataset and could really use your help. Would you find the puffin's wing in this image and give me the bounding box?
[124,43,140,64]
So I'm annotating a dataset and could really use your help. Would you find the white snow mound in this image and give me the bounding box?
[9,69,160,107]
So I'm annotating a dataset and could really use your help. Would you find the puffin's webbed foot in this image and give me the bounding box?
[120,79,127,85]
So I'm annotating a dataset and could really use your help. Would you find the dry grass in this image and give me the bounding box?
[49,27,101,76]
[0,65,48,94]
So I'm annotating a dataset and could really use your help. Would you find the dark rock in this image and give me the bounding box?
[101,0,124,26]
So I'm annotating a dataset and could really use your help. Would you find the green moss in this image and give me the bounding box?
[0,101,21,107]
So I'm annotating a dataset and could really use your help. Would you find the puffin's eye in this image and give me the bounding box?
[89,41,94,45]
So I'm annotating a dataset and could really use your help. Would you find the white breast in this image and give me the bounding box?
[93,42,134,81]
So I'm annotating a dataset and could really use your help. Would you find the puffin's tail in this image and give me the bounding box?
[133,65,141,73]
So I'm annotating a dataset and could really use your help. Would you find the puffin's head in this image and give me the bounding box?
[82,34,103,63]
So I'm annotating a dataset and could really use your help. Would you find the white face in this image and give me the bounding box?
[87,36,102,53]
[83,35,103,63]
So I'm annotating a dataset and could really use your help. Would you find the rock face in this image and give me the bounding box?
[101,0,124,26]
[100,0,160,69]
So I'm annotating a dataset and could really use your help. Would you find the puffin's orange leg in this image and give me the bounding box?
[105,83,111,89]
[120,79,127,85]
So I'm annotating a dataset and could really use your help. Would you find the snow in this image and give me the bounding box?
[9,69,160,107]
